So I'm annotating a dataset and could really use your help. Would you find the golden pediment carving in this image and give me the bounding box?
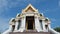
[22,4,38,13]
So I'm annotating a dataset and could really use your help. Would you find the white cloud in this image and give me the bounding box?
[0,17,10,32]
[59,1,60,7]
[0,0,8,14]
[0,0,48,15]
[0,0,25,14]
[50,18,57,21]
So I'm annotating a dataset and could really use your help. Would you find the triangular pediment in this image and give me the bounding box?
[22,4,38,13]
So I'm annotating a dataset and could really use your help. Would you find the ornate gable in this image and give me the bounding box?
[22,4,38,13]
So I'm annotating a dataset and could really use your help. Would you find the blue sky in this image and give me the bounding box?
[0,0,60,32]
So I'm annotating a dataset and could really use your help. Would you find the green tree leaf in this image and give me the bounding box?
[54,27,60,32]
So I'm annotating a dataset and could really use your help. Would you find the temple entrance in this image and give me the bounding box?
[26,16,35,30]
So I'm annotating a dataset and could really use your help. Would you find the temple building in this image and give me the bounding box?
[2,4,60,34]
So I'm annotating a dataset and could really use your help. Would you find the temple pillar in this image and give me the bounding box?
[19,16,26,32]
[42,19,47,32]
[48,23,51,29]
[35,16,42,32]
[14,21,18,32]
[9,25,12,32]
[48,21,51,29]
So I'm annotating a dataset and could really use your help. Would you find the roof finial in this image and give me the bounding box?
[28,4,32,6]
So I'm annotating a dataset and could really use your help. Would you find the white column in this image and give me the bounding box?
[42,20,47,32]
[48,24,51,29]
[48,21,51,29]
[35,16,42,32]
[14,21,18,32]
[9,25,12,32]
[19,16,26,32]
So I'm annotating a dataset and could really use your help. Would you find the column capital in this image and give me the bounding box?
[15,19,19,22]
[42,19,45,21]
[34,15,38,18]
[21,16,26,19]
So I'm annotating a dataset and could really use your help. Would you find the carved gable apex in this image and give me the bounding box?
[22,4,38,13]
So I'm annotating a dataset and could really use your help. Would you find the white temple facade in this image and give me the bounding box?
[2,4,60,34]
